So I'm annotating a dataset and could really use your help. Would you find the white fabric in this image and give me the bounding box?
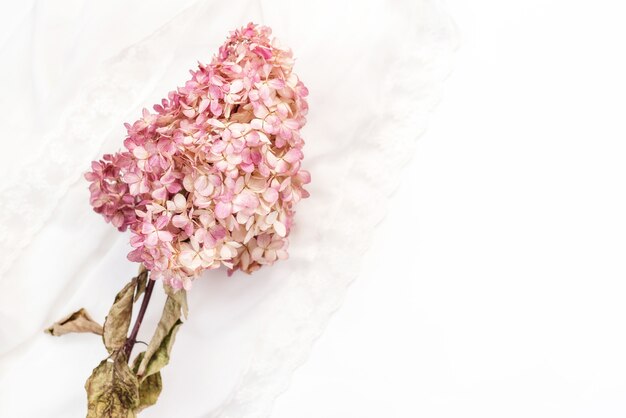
[0,1,456,417]
[274,2,626,417]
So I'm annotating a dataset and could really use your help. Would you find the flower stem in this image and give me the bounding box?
[123,278,156,360]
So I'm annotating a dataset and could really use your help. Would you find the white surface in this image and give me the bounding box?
[273,1,626,417]
[0,1,455,417]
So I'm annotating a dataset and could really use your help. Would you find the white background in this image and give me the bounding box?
[1,1,625,417]
[0,1,454,417]
[274,1,626,417]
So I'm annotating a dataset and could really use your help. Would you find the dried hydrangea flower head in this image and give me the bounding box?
[86,23,310,291]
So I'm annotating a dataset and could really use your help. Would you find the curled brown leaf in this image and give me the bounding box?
[45,308,103,337]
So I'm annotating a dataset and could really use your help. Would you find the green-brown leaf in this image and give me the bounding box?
[136,295,183,379]
[136,371,162,413]
[164,285,188,319]
[141,319,182,380]
[103,278,137,354]
[45,308,103,336]
[131,352,162,412]
[85,357,139,418]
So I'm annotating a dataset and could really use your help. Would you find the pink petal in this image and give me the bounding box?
[283,148,303,163]
[161,172,176,184]
[199,98,210,113]
[220,245,235,259]
[206,118,226,129]
[123,172,141,184]
[211,225,227,241]
[155,215,169,229]
[275,159,289,173]
[233,192,259,209]
[284,119,300,129]
[274,221,287,237]
[298,170,312,184]
[144,232,159,247]
[141,223,155,234]
[268,78,285,90]
[265,151,279,167]
[173,193,187,209]
[265,211,278,225]
[250,246,265,262]
[229,79,244,94]
[257,233,271,248]
[133,147,149,159]
[210,100,222,116]
[159,231,173,242]
[212,141,227,153]
[172,214,188,228]
[266,249,277,262]
[263,188,279,203]
[127,248,144,262]
[151,187,168,201]
[215,201,232,219]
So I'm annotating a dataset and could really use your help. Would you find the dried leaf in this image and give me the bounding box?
[131,352,162,413]
[131,352,144,375]
[103,278,137,354]
[134,266,149,303]
[136,371,162,413]
[45,308,103,336]
[141,320,182,380]
[164,284,188,319]
[85,357,139,418]
[137,296,183,378]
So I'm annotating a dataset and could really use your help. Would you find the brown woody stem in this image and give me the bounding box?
[123,278,156,360]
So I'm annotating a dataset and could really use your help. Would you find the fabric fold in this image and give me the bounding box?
[0,1,456,417]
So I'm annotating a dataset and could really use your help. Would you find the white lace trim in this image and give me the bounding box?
[207,4,458,418]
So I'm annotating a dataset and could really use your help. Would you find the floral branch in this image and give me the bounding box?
[123,276,156,360]
[45,22,309,417]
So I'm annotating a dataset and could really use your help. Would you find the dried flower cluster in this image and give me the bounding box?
[86,23,310,290]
